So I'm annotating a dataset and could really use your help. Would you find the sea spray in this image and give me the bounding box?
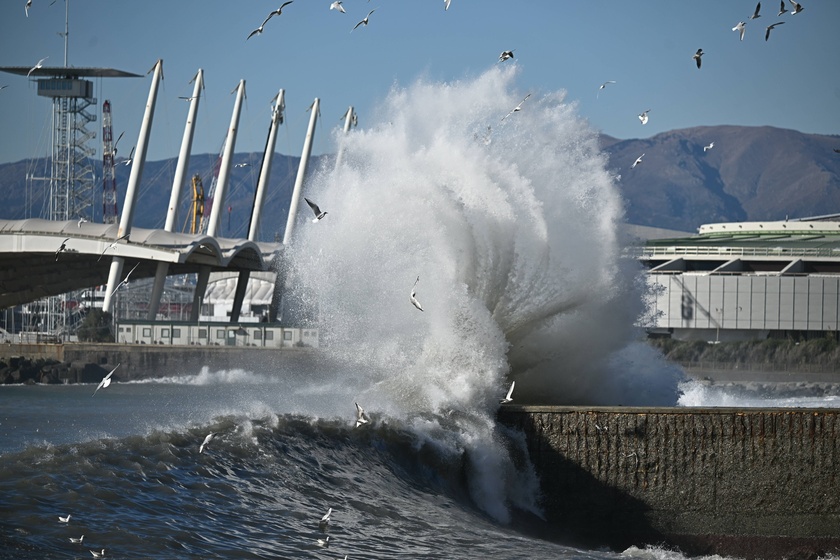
[281,65,683,519]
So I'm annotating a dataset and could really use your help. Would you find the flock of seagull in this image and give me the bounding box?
[732,1,805,43]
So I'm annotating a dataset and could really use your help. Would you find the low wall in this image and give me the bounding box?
[0,342,313,381]
[498,406,840,560]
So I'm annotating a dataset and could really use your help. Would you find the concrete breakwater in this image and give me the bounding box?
[498,405,840,559]
[0,342,313,383]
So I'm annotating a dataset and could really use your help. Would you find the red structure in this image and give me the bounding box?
[101,100,118,224]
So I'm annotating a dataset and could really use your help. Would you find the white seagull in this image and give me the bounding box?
[733,21,746,41]
[27,56,48,78]
[354,402,370,428]
[70,535,84,544]
[444,0,451,10]
[199,432,216,454]
[749,1,762,19]
[110,262,140,297]
[410,276,423,312]
[631,153,645,169]
[92,363,120,397]
[262,1,294,26]
[58,514,71,523]
[122,146,135,166]
[501,93,531,121]
[330,1,345,13]
[597,80,616,98]
[352,9,375,32]
[703,142,715,152]
[98,233,130,261]
[90,549,105,559]
[304,197,327,222]
[78,217,89,227]
[692,48,704,69]
[778,0,788,15]
[234,162,250,168]
[55,238,70,261]
[500,381,515,404]
[498,50,514,62]
[319,507,332,528]
[790,0,803,14]
[765,21,784,41]
[638,110,650,125]
[25,0,32,17]
[317,536,330,548]
[247,23,266,40]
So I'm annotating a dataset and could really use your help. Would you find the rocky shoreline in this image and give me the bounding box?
[1,356,115,385]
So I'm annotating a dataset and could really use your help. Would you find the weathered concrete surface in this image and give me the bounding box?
[498,406,840,559]
[0,343,314,381]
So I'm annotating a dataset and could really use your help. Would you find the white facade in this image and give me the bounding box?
[115,321,319,349]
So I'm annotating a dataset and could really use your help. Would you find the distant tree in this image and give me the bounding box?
[76,309,114,342]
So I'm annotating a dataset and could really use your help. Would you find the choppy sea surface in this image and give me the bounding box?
[4,65,839,559]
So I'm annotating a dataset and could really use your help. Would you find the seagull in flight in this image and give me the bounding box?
[304,197,327,222]
[410,276,423,311]
[444,0,451,10]
[749,2,762,19]
[597,80,616,98]
[78,216,89,227]
[765,21,785,40]
[247,23,266,40]
[500,381,515,404]
[92,363,120,396]
[704,142,715,152]
[69,535,84,544]
[330,1,345,13]
[98,233,130,261]
[319,508,332,529]
[692,48,704,69]
[0,85,8,91]
[234,162,250,168]
[122,146,135,166]
[501,93,531,121]
[631,153,645,169]
[498,50,514,62]
[109,262,140,297]
[790,0,803,14]
[25,0,32,17]
[354,402,370,428]
[27,56,48,78]
[638,109,650,125]
[55,238,70,261]
[733,21,747,41]
[352,9,375,31]
[199,432,216,454]
[58,514,71,523]
[262,1,294,26]
[778,0,788,15]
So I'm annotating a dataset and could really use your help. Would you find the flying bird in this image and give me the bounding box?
[704,142,715,152]
[631,153,645,169]
[692,48,704,69]
[27,56,48,78]
[597,80,616,98]
[92,363,120,396]
[354,402,370,428]
[733,21,747,41]
[25,0,31,17]
[638,109,650,125]
[790,0,803,14]
[110,263,140,297]
[749,2,762,19]
[765,21,785,41]
[444,0,451,10]
[498,50,514,62]
[501,93,531,121]
[317,536,330,548]
[122,146,135,166]
[0,85,8,91]
[778,0,788,15]
[98,232,130,261]
[410,276,423,311]
[330,1,345,12]
[262,1,294,26]
[500,381,515,404]
[58,514,71,523]
[55,238,69,260]
[69,535,84,544]
[304,197,327,222]
[199,432,216,454]
[234,162,250,168]
[352,9,375,31]
[247,23,266,40]
[78,217,88,227]
[833,148,840,154]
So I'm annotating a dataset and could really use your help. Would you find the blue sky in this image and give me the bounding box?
[0,0,838,165]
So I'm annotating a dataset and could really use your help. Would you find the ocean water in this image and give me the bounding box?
[2,66,838,559]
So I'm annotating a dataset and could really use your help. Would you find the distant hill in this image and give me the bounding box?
[0,125,838,237]
[601,125,840,231]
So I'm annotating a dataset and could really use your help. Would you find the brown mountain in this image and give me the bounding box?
[601,125,840,231]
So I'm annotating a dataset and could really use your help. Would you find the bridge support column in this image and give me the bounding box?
[230,270,250,322]
[191,266,211,322]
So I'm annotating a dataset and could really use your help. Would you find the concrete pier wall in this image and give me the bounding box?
[498,406,840,559]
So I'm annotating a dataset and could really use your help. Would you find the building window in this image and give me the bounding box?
[265,331,274,340]
[284,331,293,341]
[143,328,151,337]
[198,328,207,339]
[172,328,181,338]
[216,330,225,339]
[254,330,262,340]
[162,328,170,338]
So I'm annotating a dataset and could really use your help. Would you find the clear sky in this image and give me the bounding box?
[1,0,838,165]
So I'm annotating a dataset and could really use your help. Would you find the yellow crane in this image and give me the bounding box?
[182,174,205,234]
